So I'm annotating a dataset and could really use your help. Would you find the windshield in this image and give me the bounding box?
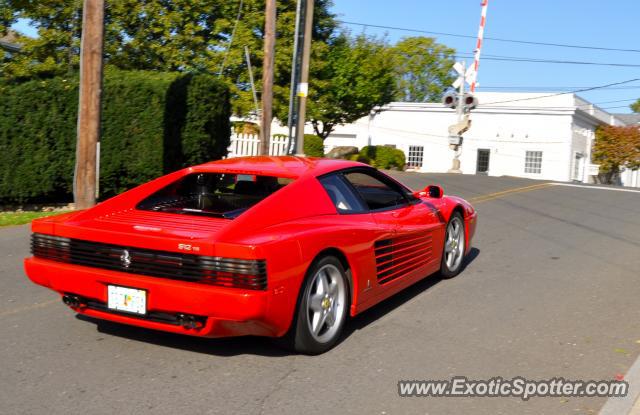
[136,173,293,219]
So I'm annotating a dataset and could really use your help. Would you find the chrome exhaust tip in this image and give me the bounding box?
[62,295,81,308]
[176,314,202,329]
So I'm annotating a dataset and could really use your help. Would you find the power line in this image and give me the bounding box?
[479,85,640,90]
[455,53,640,68]
[337,20,640,53]
[480,78,640,105]
[218,0,244,76]
[599,104,636,110]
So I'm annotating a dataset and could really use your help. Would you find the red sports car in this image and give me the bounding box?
[25,156,477,354]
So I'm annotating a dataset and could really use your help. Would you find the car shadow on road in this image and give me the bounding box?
[340,247,480,343]
[77,247,480,357]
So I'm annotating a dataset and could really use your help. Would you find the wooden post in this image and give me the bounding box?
[74,0,104,209]
[259,0,276,155]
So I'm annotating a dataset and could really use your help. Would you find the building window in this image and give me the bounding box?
[524,151,543,174]
[407,146,424,169]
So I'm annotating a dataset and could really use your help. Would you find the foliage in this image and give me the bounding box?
[0,0,336,116]
[359,146,406,170]
[0,69,230,203]
[631,99,640,113]
[232,121,260,135]
[0,210,70,227]
[592,125,640,183]
[392,37,456,102]
[348,153,372,164]
[303,134,324,157]
[175,74,231,168]
[295,34,396,140]
[1,2,459,144]
[271,133,324,157]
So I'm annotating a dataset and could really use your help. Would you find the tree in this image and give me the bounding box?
[298,34,396,140]
[0,0,337,115]
[391,36,456,102]
[631,99,640,113]
[592,125,640,184]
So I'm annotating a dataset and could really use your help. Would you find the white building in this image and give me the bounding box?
[323,92,636,186]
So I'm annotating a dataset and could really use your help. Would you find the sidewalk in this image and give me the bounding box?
[630,396,640,415]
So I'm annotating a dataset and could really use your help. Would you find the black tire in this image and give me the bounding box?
[439,212,466,279]
[280,256,350,355]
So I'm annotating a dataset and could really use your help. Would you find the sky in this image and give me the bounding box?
[330,0,640,113]
[12,1,640,114]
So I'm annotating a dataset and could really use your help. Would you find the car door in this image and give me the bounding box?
[341,169,442,290]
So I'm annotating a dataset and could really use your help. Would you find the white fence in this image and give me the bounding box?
[227,133,289,158]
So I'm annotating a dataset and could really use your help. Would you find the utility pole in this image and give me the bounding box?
[74,0,104,209]
[294,0,314,155]
[259,0,276,155]
[286,0,303,154]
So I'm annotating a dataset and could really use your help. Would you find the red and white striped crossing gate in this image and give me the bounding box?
[470,0,489,93]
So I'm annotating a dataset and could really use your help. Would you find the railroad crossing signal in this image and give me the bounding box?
[442,91,478,113]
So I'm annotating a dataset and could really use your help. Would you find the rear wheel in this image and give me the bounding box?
[440,212,466,279]
[287,256,349,354]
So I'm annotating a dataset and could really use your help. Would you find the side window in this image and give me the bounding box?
[318,174,367,213]
[343,171,408,211]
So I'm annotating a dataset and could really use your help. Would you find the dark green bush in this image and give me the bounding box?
[359,145,406,170]
[0,69,231,204]
[348,153,372,164]
[304,134,324,157]
[270,133,324,157]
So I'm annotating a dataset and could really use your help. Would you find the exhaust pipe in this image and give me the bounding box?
[62,295,82,308]
[176,313,203,329]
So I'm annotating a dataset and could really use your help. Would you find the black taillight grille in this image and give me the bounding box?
[31,233,267,290]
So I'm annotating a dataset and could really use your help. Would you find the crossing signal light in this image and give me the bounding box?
[462,93,478,111]
[442,91,458,109]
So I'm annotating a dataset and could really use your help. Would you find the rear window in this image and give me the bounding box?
[137,173,293,219]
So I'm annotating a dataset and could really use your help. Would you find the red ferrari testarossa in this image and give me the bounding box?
[25,156,477,354]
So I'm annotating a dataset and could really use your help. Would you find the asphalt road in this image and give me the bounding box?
[2,173,640,415]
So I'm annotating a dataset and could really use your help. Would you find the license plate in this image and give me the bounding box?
[107,285,146,315]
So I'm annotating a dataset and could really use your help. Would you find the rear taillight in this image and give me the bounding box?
[31,233,71,262]
[30,233,268,290]
[199,258,267,290]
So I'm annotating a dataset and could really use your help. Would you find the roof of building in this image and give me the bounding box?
[613,113,640,125]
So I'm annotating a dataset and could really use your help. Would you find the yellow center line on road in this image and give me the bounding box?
[469,182,554,204]
[0,298,59,319]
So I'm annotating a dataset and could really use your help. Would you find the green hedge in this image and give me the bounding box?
[359,145,406,170]
[0,69,230,203]
[271,134,325,157]
[303,134,324,157]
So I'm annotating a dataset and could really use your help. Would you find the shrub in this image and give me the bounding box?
[359,145,406,170]
[269,134,324,157]
[0,69,231,204]
[304,134,324,157]
[348,153,372,164]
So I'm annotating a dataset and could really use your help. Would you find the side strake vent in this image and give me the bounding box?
[31,233,267,290]
[374,233,433,285]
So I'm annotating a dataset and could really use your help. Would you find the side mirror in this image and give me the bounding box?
[413,185,444,199]
[427,185,444,198]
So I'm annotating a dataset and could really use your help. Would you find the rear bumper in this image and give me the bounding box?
[24,257,279,338]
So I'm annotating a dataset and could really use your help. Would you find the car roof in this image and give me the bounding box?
[192,156,366,178]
